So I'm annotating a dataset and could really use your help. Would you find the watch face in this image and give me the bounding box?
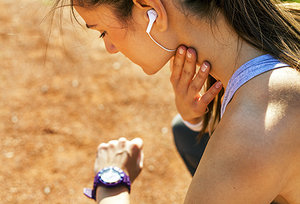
[99,167,124,184]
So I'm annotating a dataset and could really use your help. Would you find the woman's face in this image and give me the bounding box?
[75,5,176,75]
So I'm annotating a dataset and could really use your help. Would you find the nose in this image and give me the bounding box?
[103,38,119,54]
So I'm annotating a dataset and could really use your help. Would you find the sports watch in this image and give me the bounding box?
[83,167,131,200]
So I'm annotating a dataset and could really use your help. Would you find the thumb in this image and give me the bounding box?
[130,138,144,168]
[131,138,143,149]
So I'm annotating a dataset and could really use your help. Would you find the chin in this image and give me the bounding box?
[140,65,161,75]
[139,60,169,75]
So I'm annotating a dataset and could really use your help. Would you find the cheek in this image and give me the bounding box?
[120,35,173,74]
[109,24,173,74]
[124,46,172,74]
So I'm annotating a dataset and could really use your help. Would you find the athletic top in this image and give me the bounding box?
[220,54,290,118]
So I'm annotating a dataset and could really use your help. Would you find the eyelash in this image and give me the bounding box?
[99,31,106,39]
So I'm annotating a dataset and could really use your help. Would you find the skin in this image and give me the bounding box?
[75,2,177,75]
[94,138,143,204]
[74,0,300,203]
[170,47,223,124]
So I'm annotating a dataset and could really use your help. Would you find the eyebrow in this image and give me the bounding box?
[86,23,97,29]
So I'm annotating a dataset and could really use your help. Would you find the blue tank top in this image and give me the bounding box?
[220,54,290,118]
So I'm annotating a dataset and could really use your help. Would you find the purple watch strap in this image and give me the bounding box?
[83,167,131,200]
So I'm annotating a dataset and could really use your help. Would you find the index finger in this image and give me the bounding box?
[170,46,187,87]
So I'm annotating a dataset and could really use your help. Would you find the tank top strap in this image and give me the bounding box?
[220,54,289,118]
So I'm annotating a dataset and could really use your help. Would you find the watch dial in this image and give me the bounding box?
[100,168,121,184]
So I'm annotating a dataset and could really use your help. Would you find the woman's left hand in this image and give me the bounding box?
[94,137,144,184]
[170,46,223,124]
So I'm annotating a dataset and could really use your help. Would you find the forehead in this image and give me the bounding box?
[74,5,121,28]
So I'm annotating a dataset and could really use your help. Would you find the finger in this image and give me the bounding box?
[97,143,109,158]
[197,81,223,107]
[129,143,143,167]
[129,138,143,163]
[107,140,118,161]
[170,46,187,88]
[118,137,128,149]
[95,143,109,173]
[138,151,144,169]
[177,48,197,93]
[188,61,210,97]
[130,138,143,149]
[108,140,118,149]
[97,142,109,152]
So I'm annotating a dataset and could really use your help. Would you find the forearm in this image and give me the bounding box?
[96,186,130,204]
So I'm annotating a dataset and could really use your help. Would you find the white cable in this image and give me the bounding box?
[146,32,176,52]
[146,9,176,52]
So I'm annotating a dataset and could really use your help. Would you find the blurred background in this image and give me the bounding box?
[0,0,191,203]
[1,0,298,203]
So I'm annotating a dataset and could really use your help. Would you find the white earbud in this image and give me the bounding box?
[146,9,176,52]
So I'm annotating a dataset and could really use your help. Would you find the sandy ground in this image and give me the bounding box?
[0,0,191,203]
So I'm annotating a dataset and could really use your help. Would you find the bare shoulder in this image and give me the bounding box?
[218,67,300,202]
[184,67,300,203]
[224,67,300,156]
[184,67,300,204]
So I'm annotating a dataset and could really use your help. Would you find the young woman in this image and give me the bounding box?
[52,0,300,203]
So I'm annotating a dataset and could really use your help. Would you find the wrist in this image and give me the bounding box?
[96,185,129,200]
[179,115,203,132]
[84,167,131,200]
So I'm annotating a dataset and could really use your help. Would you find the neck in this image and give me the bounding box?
[174,13,264,89]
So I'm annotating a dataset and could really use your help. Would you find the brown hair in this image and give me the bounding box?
[52,0,300,140]
[183,1,300,139]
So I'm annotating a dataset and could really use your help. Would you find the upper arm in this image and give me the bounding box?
[184,100,292,204]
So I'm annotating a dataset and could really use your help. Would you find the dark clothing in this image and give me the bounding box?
[172,114,209,176]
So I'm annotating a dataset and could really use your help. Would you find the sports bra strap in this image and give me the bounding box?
[221,54,289,118]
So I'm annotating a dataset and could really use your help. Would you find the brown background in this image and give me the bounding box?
[0,0,191,203]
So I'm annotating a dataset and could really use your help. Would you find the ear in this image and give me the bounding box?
[132,0,168,32]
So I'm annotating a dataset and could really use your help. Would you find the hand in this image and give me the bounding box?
[94,137,144,184]
[170,46,223,124]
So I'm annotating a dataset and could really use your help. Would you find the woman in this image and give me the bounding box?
[52,0,300,203]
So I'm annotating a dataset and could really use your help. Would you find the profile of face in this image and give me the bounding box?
[75,4,178,75]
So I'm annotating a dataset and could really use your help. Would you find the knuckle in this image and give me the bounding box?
[118,140,127,148]
[118,137,127,142]
[98,143,108,151]
[108,140,118,147]
[197,71,206,79]
[183,69,192,77]
[173,59,183,68]
[189,83,200,93]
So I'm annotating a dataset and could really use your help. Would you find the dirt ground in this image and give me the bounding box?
[0,0,191,203]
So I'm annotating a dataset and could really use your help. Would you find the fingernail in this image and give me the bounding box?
[179,47,184,55]
[187,51,192,58]
[201,62,209,72]
[215,81,222,89]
